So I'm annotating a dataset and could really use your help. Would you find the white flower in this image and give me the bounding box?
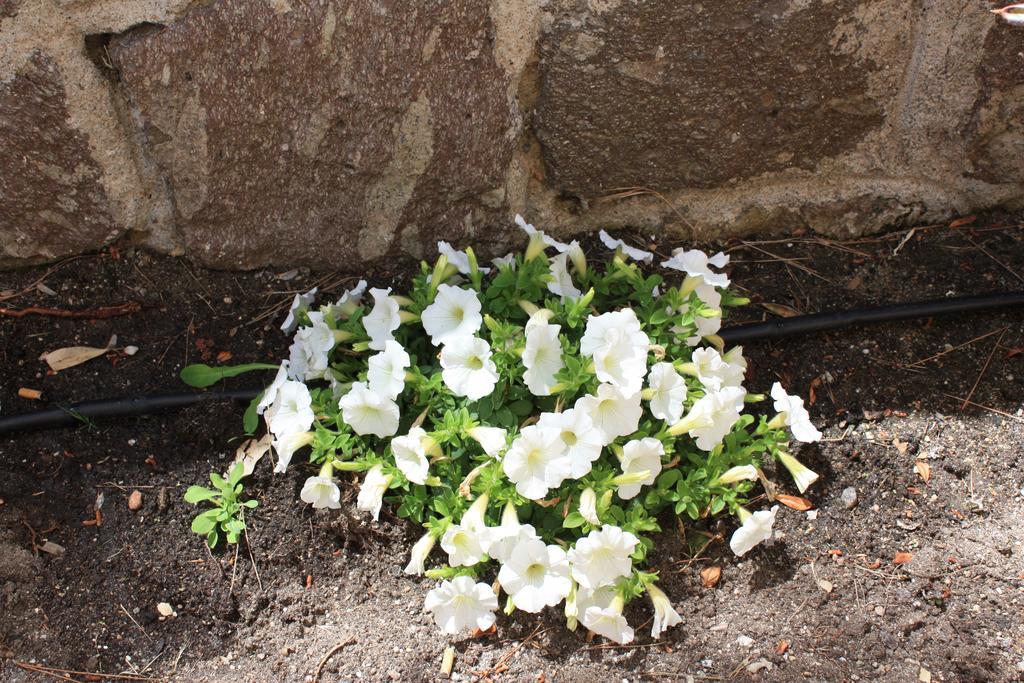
[257,362,290,416]
[271,430,314,473]
[440,336,498,400]
[467,426,508,457]
[300,475,342,509]
[580,310,650,395]
[547,252,581,301]
[691,347,745,391]
[391,427,430,485]
[669,386,746,451]
[729,505,778,556]
[325,279,367,321]
[267,380,315,437]
[502,425,571,499]
[441,522,486,567]
[491,253,516,270]
[552,238,587,275]
[992,4,1024,25]
[537,409,603,478]
[575,584,617,616]
[288,312,334,381]
[582,594,634,644]
[647,583,682,638]
[662,248,730,288]
[567,525,639,590]
[574,384,643,446]
[686,313,722,347]
[356,464,393,521]
[616,437,664,499]
[498,537,572,613]
[579,487,600,526]
[438,241,490,276]
[421,284,482,346]
[716,464,758,485]
[480,501,540,564]
[777,452,819,493]
[424,576,498,635]
[522,319,564,396]
[771,382,822,442]
[281,287,318,334]
[363,287,401,351]
[598,230,654,263]
[404,531,436,575]
[339,381,400,438]
[367,340,410,400]
[646,362,687,423]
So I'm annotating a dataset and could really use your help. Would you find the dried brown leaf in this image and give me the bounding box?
[760,302,801,318]
[894,551,913,565]
[699,565,722,588]
[914,461,931,483]
[776,494,813,511]
[42,335,116,371]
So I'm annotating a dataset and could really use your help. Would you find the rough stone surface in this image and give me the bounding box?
[109,0,520,268]
[0,53,117,261]
[1,0,1023,268]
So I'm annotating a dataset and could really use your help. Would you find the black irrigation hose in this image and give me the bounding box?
[1,292,1022,436]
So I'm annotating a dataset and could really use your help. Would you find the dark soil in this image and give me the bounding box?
[1,214,1023,683]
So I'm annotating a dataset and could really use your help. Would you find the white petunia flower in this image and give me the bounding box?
[288,312,334,381]
[716,464,758,485]
[482,508,541,565]
[363,287,401,351]
[582,593,634,644]
[662,248,730,288]
[547,252,581,301]
[356,464,393,521]
[324,280,367,321]
[502,425,571,500]
[580,310,650,395]
[616,437,664,499]
[598,230,654,264]
[257,362,290,416]
[281,287,318,334]
[367,340,410,400]
[691,347,745,391]
[537,409,603,479]
[424,576,498,635]
[467,426,508,458]
[267,380,315,438]
[686,313,723,347]
[438,241,490,276]
[271,430,314,473]
[579,487,601,526]
[777,452,819,493]
[440,336,498,400]
[522,319,564,396]
[441,522,486,567]
[668,386,746,451]
[339,381,400,438]
[498,537,572,613]
[491,253,516,270]
[647,583,683,639]
[579,309,644,356]
[567,525,639,590]
[421,284,483,346]
[770,382,822,443]
[300,469,342,510]
[729,505,778,556]
[553,238,587,275]
[646,362,687,423]
[404,531,436,575]
[574,384,643,446]
[391,427,430,485]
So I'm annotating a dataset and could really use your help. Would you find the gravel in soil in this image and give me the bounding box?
[1,214,1023,682]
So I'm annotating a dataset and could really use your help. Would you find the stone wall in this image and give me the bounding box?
[2,0,1022,269]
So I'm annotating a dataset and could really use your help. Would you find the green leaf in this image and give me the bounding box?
[206,530,220,548]
[184,486,218,504]
[227,461,246,486]
[710,497,726,515]
[191,510,219,534]
[180,362,280,389]
[243,392,264,434]
[209,472,227,491]
[562,512,586,529]
[243,499,259,509]
[509,399,533,417]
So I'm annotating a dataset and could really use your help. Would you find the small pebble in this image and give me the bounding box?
[841,487,859,509]
[128,490,143,511]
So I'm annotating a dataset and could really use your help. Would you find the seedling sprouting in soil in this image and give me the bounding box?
[184,462,257,548]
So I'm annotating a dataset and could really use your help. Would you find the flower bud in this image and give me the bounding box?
[612,470,651,487]
[777,452,819,493]
[403,530,436,575]
[715,464,758,485]
[579,487,600,526]
[398,310,420,324]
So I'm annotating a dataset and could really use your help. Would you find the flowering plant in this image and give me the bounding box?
[185,217,822,643]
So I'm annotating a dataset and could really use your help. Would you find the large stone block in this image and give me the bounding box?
[109,0,521,268]
[530,0,1024,238]
[0,53,118,262]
